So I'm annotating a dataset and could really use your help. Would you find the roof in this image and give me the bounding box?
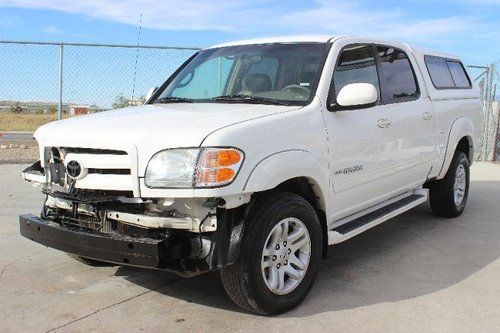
[406,45,461,61]
[208,35,463,61]
[208,35,335,49]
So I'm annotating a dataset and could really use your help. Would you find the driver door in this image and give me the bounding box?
[324,44,399,220]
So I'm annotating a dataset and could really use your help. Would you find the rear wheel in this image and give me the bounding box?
[220,191,322,315]
[429,151,470,217]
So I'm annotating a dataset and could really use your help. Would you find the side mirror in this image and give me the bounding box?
[334,83,378,110]
[145,87,158,103]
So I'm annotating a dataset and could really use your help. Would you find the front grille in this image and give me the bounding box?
[88,168,131,175]
[64,147,127,155]
[48,146,136,193]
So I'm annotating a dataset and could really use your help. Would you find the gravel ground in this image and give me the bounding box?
[0,162,499,332]
[0,139,38,164]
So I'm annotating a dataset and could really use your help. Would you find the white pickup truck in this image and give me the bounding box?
[20,35,482,315]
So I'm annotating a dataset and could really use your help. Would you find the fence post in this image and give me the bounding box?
[57,43,64,120]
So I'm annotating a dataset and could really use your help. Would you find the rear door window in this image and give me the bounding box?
[376,46,419,103]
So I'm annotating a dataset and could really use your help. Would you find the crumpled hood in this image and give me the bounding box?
[34,103,297,172]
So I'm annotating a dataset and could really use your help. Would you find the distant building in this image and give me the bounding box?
[69,105,90,116]
[69,105,103,116]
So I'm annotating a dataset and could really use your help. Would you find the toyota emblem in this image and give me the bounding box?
[66,160,82,179]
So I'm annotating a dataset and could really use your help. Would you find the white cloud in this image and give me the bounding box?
[279,1,483,45]
[0,0,262,31]
[0,0,497,48]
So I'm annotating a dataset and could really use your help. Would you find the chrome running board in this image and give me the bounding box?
[328,189,427,245]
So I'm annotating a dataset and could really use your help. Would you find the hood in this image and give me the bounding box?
[34,103,297,170]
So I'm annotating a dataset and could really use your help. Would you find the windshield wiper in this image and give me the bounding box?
[211,94,292,106]
[153,96,193,104]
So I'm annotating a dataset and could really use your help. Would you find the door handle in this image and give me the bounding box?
[422,112,433,120]
[377,118,392,129]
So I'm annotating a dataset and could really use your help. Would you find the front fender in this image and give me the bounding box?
[437,117,475,179]
[243,149,330,213]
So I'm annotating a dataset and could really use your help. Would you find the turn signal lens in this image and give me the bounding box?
[217,168,235,182]
[195,148,243,187]
[196,168,235,184]
[199,149,242,168]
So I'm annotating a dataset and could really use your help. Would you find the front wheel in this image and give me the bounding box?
[220,191,322,315]
[429,151,470,217]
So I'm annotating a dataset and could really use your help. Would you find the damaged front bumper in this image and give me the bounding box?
[20,158,248,276]
[19,205,245,277]
[20,214,166,269]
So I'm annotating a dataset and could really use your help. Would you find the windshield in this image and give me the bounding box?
[153,43,330,106]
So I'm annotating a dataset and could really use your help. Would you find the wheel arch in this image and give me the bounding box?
[243,150,331,257]
[274,177,329,257]
[242,149,330,216]
[437,118,475,180]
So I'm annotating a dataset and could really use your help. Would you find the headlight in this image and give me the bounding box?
[145,147,244,188]
[145,149,199,188]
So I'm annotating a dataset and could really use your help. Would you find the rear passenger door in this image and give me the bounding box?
[375,45,437,190]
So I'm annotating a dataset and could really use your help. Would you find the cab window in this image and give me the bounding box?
[332,45,380,98]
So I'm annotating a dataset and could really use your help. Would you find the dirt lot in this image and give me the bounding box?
[0,163,499,333]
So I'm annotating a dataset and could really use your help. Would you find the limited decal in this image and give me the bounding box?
[334,165,363,176]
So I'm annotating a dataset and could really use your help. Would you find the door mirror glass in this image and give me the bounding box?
[336,83,378,108]
[145,86,158,102]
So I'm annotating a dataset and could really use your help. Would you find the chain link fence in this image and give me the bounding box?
[468,63,499,161]
[0,40,498,160]
[0,40,199,116]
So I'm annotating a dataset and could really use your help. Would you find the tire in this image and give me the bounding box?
[67,254,115,267]
[220,191,322,315]
[429,151,470,217]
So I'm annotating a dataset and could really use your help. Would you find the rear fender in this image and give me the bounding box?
[437,117,475,179]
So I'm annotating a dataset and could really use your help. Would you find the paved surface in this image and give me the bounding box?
[0,131,34,141]
[1,163,499,333]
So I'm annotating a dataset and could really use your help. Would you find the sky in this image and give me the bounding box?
[0,0,498,106]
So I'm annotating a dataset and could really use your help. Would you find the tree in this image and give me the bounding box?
[112,94,129,109]
[10,102,23,114]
